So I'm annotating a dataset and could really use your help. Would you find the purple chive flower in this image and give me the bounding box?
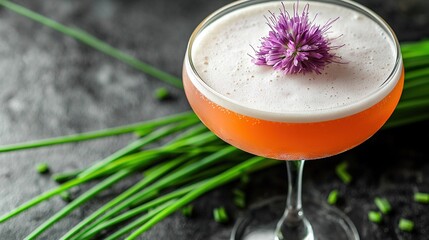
[252,2,343,75]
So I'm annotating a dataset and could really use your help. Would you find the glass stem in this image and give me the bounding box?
[275,160,314,240]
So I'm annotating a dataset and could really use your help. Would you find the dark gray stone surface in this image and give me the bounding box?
[0,0,428,239]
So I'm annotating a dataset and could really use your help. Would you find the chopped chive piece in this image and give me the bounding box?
[399,218,414,232]
[213,207,229,223]
[51,170,81,184]
[336,170,352,184]
[233,189,245,199]
[335,162,352,184]
[374,197,392,214]
[153,87,170,101]
[327,190,339,205]
[232,189,246,208]
[368,211,382,223]
[240,174,250,185]
[181,205,194,217]
[60,192,72,203]
[36,163,50,174]
[336,161,348,171]
[414,192,429,204]
[233,197,246,209]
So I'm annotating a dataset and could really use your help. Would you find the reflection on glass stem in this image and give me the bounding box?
[275,161,314,240]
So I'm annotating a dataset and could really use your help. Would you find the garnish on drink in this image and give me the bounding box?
[252,2,343,74]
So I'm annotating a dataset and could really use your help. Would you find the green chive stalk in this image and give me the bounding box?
[24,170,132,240]
[125,156,271,240]
[73,147,238,236]
[0,0,183,88]
[78,118,199,177]
[64,152,236,239]
[104,201,175,240]
[60,154,197,240]
[0,171,97,223]
[0,111,195,153]
[0,121,200,223]
[75,182,208,240]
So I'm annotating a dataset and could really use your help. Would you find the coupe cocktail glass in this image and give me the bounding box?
[183,0,404,239]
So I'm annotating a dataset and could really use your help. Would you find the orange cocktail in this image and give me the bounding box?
[183,0,403,239]
[183,0,403,161]
[183,69,404,160]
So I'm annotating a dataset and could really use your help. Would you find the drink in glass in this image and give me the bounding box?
[183,0,403,239]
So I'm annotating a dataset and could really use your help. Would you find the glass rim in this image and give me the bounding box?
[184,0,403,123]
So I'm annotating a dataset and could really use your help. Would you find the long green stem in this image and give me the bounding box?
[384,98,429,129]
[401,85,429,101]
[166,162,236,189]
[0,128,190,223]
[0,0,183,88]
[24,170,131,240]
[78,118,198,177]
[165,123,208,145]
[125,156,269,239]
[384,113,429,129]
[72,147,237,238]
[64,132,219,239]
[0,173,95,223]
[105,201,175,240]
[60,154,193,240]
[97,133,220,176]
[404,57,429,69]
[79,181,207,239]
[0,111,195,153]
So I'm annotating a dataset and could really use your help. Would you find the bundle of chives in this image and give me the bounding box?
[384,39,429,128]
[0,1,428,239]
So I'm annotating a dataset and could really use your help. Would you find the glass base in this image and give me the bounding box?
[231,196,360,240]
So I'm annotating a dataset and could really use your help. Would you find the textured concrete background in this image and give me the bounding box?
[0,0,428,239]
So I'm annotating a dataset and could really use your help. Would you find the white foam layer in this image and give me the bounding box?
[188,1,401,122]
